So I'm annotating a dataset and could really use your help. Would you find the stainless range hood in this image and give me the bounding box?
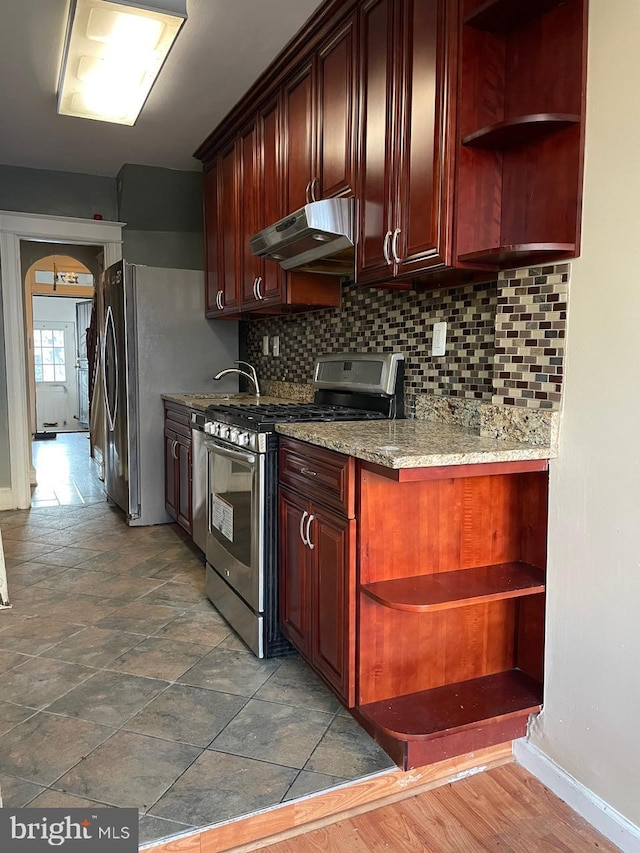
[249,198,354,275]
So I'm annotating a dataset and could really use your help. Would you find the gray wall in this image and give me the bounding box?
[0,165,117,220]
[117,165,204,270]
[0,281,10,488]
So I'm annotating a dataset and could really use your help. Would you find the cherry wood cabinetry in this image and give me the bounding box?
[164,402,193,534]
[279,440,356,706]
[357,0,455,285]
[283,14,358,210]
[454,0,587,269]
[279,437,549,769]
[198,0,587,307]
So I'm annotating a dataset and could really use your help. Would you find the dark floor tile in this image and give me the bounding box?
[0,774,46,807]
[0,617,85,655]
[138,815,195,846]
[1,540,54,562]
[77,574,165,602]
[0,699,36,735]
[124,684,246,747]
[40,594,126,626]
[255,656,342,714]
[179,648,281,697]
[96,601,185,635]
[304,715,395,779]
[150,750,297,826]
[283,770,349,802]
[0,649,32,674]
[0,657,95,709]
[46,671,170,727]
[35,568,110,594]
[136,581,207,609]
[108,637,212,681]
[210,699,332,769]
[155,611,231,646]
[35,546,102,567]
[41,626,143,668]
[6,561,68,588]
[56,730,201,812]
[0,712,115,786]
[28,790,110,808]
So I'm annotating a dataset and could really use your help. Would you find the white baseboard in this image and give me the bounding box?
[514,739,640,853]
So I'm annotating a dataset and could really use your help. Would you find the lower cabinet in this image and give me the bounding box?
[279,437,549,770]
[279,442,356,706]
[164,403,193,535]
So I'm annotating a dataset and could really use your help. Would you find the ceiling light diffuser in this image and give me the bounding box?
[57,0,187,126]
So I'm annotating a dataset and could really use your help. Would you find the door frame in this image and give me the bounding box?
[0,210,124,510]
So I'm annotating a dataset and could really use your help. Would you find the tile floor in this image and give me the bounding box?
[0,436,394,847]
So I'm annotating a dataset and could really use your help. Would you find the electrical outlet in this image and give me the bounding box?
[272,336,280,357]
[431,321,447,357]
[262,335,270,356]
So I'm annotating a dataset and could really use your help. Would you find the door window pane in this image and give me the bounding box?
[34,328,66,383]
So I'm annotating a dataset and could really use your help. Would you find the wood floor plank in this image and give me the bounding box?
[252,764,619,853]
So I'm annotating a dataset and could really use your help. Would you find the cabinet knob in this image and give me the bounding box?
[300,467,317,477]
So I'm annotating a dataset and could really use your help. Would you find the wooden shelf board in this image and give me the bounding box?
[361,562,545,613]
[464,0,565,35]
[457,243,576,266]
[462,114,580,151]
[358,670,542,742]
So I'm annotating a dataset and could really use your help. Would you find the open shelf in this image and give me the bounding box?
[462,114,580,151]
[464,0,565,34]
[358,670,542,741]
[457,243,576,267]
[361,562,544,613]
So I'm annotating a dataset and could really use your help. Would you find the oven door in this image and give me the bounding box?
[204,438,264,612]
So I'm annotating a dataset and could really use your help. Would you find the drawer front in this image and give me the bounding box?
[279,438,354,517]
[164,402,192,439]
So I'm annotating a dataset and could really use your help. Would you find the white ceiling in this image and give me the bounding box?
[0,0,325,177]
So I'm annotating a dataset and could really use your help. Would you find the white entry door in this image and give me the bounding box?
[33,321,79,432]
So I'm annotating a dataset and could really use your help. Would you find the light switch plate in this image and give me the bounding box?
[432,321,447,357]
[272,336,280,357]
[262,335,269,356]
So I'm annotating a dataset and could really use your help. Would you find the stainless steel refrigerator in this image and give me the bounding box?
[102,261,237,526]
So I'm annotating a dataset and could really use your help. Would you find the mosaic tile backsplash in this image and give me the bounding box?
[243,264,570,414]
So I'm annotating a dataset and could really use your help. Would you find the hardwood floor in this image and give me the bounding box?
[253,764,618,852]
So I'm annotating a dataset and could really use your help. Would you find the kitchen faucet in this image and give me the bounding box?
[213,360,261,397]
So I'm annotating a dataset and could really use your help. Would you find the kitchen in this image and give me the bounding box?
[1,1,640,852]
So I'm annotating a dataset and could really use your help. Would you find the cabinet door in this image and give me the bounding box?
[279,488,311,656]
[310,505,356,706]
[283,60,316,214]
[356,0,398,283]
[203,165,221,318]
[394,0,452,277]
[238,120,262,307]
[164,429,178,520]
[316,14,358,200]
[256,96,284,305]
[176,435,192,534]
[218,143,241,314]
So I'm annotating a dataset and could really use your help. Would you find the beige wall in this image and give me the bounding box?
[529,0,640,827]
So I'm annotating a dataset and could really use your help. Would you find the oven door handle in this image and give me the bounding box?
[204,439,256,465]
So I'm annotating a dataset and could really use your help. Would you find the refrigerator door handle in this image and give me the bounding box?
[103,304,118,433]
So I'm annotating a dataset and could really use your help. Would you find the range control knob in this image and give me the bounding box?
[204,422,213,434]
[237,431,250,447]
[218,424,229,439]
[229,428,240,444]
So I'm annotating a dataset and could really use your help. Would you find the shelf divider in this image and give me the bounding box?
[358,670,543,741]
[462,114,580,151]
[361,562,544,613]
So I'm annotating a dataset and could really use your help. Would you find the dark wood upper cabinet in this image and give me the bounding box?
[356,0,454,286]
[197,0,587,311]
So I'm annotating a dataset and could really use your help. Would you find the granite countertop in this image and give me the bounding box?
[162,392,298,412]
[275,420,554,469]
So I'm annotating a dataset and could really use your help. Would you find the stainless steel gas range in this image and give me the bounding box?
[203,352,405,657]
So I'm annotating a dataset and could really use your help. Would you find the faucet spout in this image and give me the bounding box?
[213,361,261,396]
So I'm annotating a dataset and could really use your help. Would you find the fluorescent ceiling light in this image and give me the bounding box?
[58,0,187,126]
